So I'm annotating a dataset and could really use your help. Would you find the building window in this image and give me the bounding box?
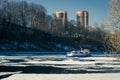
[79,22,81,25]
[77,16,81,20]
[60,13,64,18]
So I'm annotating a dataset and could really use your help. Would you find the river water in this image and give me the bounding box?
[0,52,120,74]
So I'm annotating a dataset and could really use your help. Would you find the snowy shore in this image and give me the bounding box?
[2,73,120,80]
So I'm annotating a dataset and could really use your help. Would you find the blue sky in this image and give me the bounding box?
[24,0,109,26]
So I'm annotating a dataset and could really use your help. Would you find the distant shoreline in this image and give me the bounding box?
[0,52,66,56]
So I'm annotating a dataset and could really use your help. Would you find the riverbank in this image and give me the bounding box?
[2,73,120,80]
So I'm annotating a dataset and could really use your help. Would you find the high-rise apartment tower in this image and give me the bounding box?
[54,11,67,28]
[76,11,89,28]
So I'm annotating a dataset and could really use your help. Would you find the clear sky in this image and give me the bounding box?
[24,0,109,26]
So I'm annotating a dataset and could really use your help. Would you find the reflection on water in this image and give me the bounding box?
[0,52,66,56]
[0,51,105,56]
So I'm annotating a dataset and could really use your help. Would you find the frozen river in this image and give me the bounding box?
[0,53,120,73]
[0,52,120,79]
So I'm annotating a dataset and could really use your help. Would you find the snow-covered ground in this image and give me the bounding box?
[2,73,120,80]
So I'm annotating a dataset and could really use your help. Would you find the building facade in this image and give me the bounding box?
[76,11,89,28]
[54,11,67,28]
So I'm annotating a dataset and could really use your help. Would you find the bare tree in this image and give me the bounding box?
[0,0,47,29]
[106,0,120,31]
[104,0,120,55]
[29,3,47,29]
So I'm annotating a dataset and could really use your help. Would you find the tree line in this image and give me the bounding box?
[0,0,52,31]
[0,0,120,54]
